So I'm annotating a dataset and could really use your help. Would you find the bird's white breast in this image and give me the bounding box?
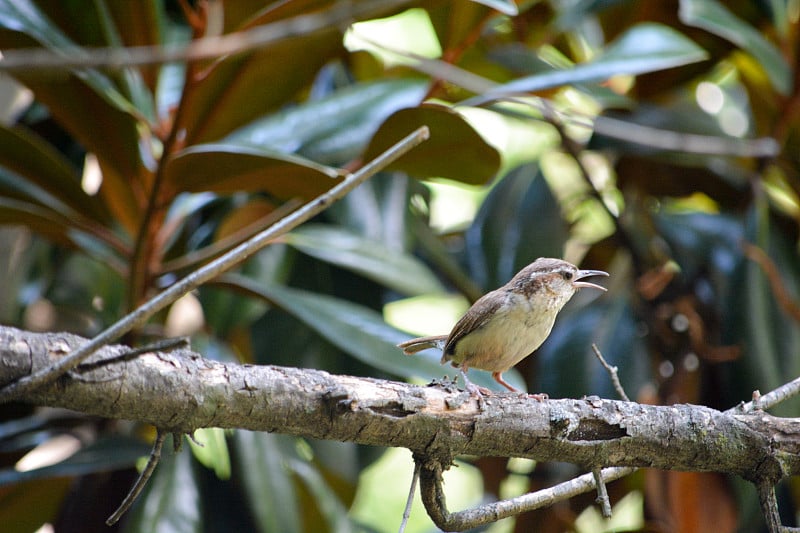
[451,290,562,372]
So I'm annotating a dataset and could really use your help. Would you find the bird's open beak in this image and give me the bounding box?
[573,269,609,291]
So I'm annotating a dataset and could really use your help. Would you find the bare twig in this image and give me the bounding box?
[591,344,630,401]
[418,459,634,531]
[399,458,421,533]
[106,429,168,525]
[731,376,800,414]
[592,467,613,518]
[0,0,413,72]
[0,126,429,403]
[743,242,800,323]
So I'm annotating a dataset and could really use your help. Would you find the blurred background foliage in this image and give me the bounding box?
[0,0,798,532]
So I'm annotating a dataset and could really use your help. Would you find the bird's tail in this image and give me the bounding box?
[397,335,448,354]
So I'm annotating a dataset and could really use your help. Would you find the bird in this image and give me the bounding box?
[397,257,608,398]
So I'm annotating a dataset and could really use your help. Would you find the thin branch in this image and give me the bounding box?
[399,458,421,533]
[0,126,430,403]
[106,429,167,526]
[0,0,413,72]
[731,376,800,414]
[591,343,630,401]
[418,459,634,531]
[743,242,800,323]
[757,482,800,533]
[592,467,612,518]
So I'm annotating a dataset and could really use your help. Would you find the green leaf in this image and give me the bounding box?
[220,274,525,391]
[363,104,501,185]
[181,32,343,144]
[187,428,231,480]
[469,23,708,103]
[466,163,568,289]
[165,144,344,201]
[234,431,301,533]
[285,224,444,296]
[0,125,108,223]
[225,79,429,166]
[679,0,792,95]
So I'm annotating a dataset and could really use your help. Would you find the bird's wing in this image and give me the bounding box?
[442,290,506,361]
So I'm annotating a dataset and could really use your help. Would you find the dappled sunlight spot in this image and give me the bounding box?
[384,293,469,337]
[16,433,81,472]
[718,106,749,137]
[165,293,205,337]
[344,8,442,67]
[426,180,485,233]
[81,153,102,196]
[696,81,725,114]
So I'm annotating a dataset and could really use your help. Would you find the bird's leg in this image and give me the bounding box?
[460,366,491,398]
[492,371,548,401]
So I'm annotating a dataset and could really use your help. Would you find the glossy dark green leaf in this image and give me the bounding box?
[225,79,429,166]
[0,125,108,223]
[0,0,149,118]
[125,437,201,533]
[285,224,444,296]
[220,274,525,391]
[165,144,344,201]
[0,197,78,249]
[465,163,568,290]
[679,0,792,95]
[469,23,707,104]
[233,431,300,533]
[363,104,501,185]
[181,33,342,144]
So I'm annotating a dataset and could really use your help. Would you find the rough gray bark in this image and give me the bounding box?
[2,325,799,485]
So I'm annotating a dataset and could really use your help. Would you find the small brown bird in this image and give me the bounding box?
[398,257,608,397]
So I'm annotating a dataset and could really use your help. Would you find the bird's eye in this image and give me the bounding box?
[561,271,573,280]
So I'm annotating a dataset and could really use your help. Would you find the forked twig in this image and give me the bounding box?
[591,344,630,402]
[0,126,429,403]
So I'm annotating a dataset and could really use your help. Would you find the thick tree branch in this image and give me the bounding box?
[2,325,799,483]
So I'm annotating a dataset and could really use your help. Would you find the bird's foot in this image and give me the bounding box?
[526,392,549,402]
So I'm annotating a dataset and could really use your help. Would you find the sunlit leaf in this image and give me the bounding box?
[165,144,344,200]
[219,275,525,391]
[679,0,792,95]
[469,23,707,103]
[363,104,501,185]
[187,428,231,480]
[285,224,445,296]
